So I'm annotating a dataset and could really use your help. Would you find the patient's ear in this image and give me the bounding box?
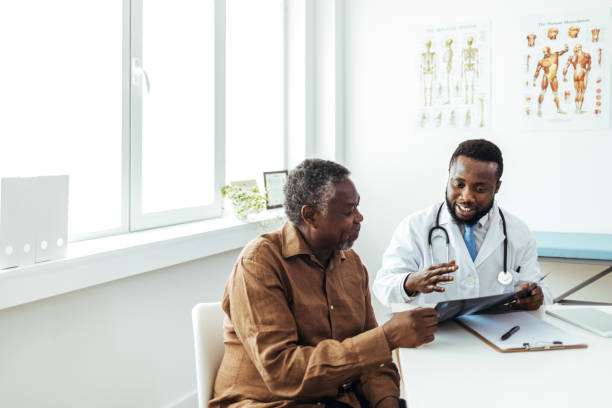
[300,205,317,228]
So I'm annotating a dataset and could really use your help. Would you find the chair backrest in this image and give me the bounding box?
[192,302,225,408]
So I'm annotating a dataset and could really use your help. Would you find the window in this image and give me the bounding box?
[130,0,225,231]
[0,0,289,241]
[226,0,285,188]
[0,0,124,239]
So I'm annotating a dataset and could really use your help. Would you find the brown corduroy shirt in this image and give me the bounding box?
[210,222,399,408]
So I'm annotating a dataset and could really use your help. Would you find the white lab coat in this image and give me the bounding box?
[372,201,553,307]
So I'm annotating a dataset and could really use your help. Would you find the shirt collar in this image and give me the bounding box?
[438,200,497,228]
[280,222,347,262]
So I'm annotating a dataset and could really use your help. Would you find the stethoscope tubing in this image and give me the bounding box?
[428,203,508,273]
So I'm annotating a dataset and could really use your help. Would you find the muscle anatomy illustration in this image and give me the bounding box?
[533,44,569,116]
[563,44,591,113]
[526,54,531,72]
[568,26,580,38]
[527,33,536,47]
[598,48,602,65]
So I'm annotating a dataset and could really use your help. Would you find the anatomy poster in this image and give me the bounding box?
[417,22,491,130]
[521,11,610,131]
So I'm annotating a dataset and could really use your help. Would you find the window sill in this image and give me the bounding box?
[0,209,286,311]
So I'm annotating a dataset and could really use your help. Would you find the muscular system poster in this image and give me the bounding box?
[521,10,610,131]
[417,22,491,130]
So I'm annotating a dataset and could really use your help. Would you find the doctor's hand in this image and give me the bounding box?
[382,308,438,350]
[403,261,458,294]
[511,283,544,311]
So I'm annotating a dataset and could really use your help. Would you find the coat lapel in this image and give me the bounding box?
[474,204,504,268]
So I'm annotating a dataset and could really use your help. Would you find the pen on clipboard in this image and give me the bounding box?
[500,325,520,341]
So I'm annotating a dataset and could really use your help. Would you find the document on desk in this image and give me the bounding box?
[457,311,588,352]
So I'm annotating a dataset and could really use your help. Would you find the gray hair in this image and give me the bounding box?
[283,159,350,225]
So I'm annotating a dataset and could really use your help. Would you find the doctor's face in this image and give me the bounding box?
[446,155,501,225]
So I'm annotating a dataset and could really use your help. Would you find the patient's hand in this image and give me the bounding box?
[382,308,438,350]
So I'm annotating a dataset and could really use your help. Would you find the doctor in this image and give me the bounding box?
[373,139,552,308]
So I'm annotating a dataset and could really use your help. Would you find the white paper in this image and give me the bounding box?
[458,311,586,351]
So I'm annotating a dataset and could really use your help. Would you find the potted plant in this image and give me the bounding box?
[221,185,267,221]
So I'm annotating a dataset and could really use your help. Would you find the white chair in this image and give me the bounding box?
[192,302,225,408]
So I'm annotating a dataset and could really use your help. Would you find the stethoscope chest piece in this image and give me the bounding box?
[497,270,513,286]
[430,203,511,286]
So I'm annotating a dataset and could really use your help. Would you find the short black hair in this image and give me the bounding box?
[284,159,350,225]
[449,139,503,180]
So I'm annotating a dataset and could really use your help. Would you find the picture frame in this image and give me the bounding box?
[230,179,258,190]
[263,170,288,209]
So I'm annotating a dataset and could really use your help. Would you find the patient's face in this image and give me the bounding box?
[314,178,363,251]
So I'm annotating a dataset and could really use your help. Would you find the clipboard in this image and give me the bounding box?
[456,311,588,352]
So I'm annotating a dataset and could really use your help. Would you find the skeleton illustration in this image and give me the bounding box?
[421,40,436,106]
[461,37,479,104]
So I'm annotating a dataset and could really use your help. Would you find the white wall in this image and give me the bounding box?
[0,249,239,408]
[343,0,612,318]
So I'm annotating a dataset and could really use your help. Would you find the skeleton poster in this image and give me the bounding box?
[521,11,610,131]
[417,22,491,130]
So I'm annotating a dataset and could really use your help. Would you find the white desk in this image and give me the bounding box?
[397,306,612,408]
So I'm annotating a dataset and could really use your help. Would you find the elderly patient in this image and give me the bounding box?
[210,159,438,408]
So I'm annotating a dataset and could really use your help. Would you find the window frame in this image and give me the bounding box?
[68,0,314,242]
[127,0,226,232]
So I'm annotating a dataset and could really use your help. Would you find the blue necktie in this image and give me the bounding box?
[463,224,478,261]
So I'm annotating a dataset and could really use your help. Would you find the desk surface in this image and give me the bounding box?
[398,306,612,408]
[534,231,612,262]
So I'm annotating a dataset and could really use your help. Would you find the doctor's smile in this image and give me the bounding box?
[455,203,475,217]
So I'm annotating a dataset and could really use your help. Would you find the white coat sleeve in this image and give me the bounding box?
[514,231,554,305]
[373,218,425,307]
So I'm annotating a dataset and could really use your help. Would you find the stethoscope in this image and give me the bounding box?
[428,203,513,286]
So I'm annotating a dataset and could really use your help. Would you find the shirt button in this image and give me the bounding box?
[466,276,475,286]
[330,305,334,310]
[379,363,385,368]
